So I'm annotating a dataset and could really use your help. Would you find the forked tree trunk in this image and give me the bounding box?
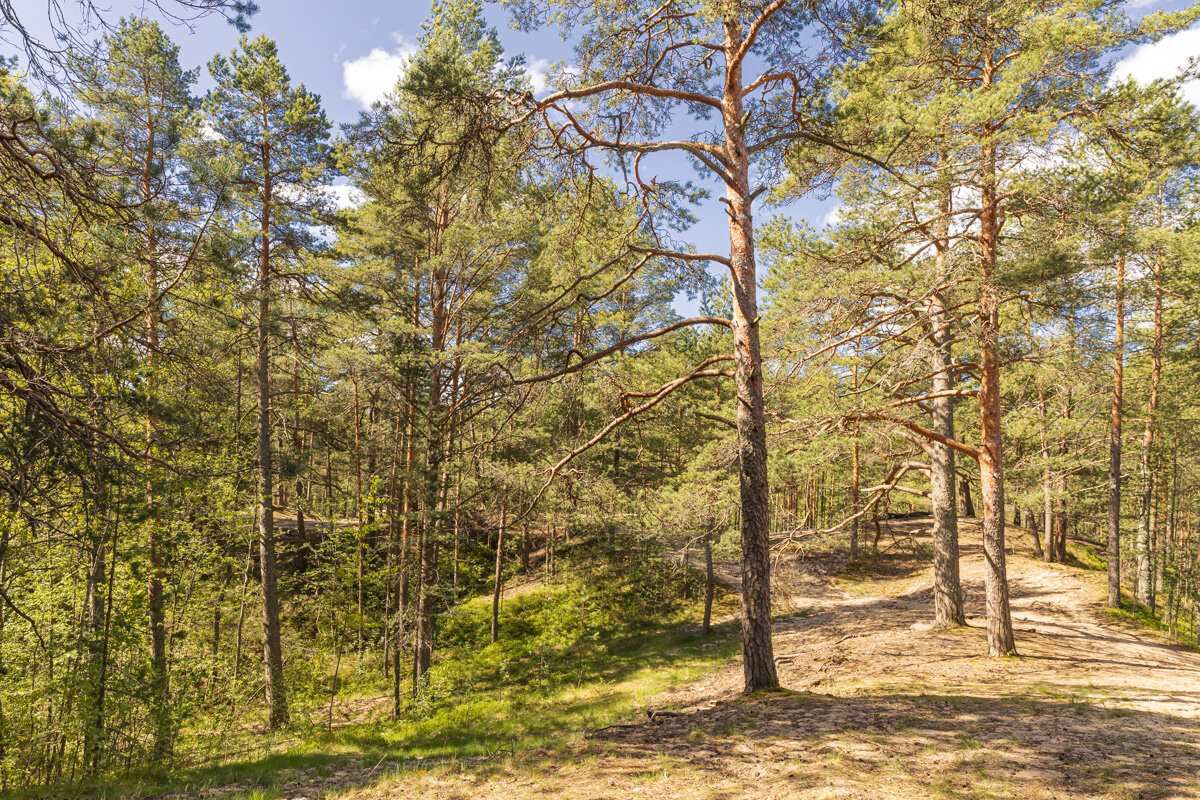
[722,14,777,693]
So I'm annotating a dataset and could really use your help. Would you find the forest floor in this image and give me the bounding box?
[151,518,1200,800]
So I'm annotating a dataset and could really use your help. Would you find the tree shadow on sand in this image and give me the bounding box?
[592,686,1200,798]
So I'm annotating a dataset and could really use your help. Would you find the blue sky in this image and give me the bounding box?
[5,0,1198,313]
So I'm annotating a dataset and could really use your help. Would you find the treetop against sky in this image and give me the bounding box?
[4,0,1196,300]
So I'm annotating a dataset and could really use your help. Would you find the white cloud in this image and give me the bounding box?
[198,120,224,141]
[526,57,552,94]
[821,204,842,228]
[1110,25,1200,105]
[323,183,366,210]
[274,181,365,211]
[522,58,580,96]
[342,35,417,108]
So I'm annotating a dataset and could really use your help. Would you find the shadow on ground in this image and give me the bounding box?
[587,686,1200,799]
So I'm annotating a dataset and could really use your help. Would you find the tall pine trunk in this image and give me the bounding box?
[930,173,964,628]
[1108,252,1125,608]
[977,133,1015,656]
[1040,388,1055,563]
[723,14,777,693]
[141,123,171,757]
[413,270,445,696]
[1137,208,1164,608]
[257,167,288,730]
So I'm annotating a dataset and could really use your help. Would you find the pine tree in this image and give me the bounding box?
[204,35,332,729]
[75,17,202,756]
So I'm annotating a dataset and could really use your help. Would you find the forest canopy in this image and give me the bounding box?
[1,0,1199,792]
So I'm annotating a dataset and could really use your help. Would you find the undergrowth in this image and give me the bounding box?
[37,535,741,799]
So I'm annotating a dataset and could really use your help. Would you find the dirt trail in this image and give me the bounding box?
[352,518,1200,800]
[164,518,1200,800]
[691,517,1200,719]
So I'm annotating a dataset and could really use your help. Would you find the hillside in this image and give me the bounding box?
[129,516,1200,800]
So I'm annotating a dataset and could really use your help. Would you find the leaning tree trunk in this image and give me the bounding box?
[723,15,777,693]
[1023,506,1043,558]
[1108,252,1125,608]
[977,137,1016,657]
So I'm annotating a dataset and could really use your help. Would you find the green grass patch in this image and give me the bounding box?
[1104,595,1200,650]
[1107,603,1168,632]
[1064,540,1106,572]
[33,539,741,800]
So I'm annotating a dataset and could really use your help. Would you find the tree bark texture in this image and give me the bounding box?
[977,139,1016,657]
[1109,253,1125,608]
[1137,237,1163,608]
[257,167,288,730]
[723,14,777,693]
[930,178,964,628]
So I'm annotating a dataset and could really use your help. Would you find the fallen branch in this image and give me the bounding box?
[586,723,641,738]
[646,709,685,722]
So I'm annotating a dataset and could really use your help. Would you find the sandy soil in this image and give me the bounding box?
[163,518,1200,800]
[347,518,1200,800]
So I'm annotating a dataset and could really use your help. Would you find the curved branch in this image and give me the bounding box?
[513,317,732,385]
[513,362,735,525]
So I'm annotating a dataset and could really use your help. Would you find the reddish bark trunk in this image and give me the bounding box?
[977,138,1015,657]
[723,14,777,693]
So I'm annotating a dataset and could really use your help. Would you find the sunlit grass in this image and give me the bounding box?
[26,538,742,800]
